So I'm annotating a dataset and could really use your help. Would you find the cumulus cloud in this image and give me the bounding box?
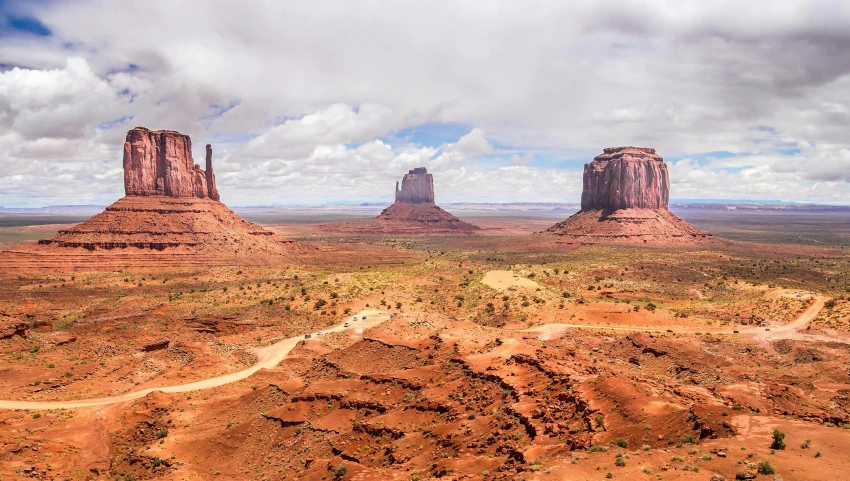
[450,128,494,155]
[1,1,850,206]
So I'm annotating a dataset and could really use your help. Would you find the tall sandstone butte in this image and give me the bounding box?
[378,167,478,231]
[123,127,219,200]
[581,147,669,212]
[38,127,294,255]
[546,147,705,242]
[395,167,435,204]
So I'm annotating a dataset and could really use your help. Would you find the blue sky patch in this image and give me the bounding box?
[97,116,134,130]
[199,101,240,129]
[1,13,51,37]
[381,122,471,148]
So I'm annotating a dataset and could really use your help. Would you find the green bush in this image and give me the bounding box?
[757,461,775,475]
[770,429,786,450]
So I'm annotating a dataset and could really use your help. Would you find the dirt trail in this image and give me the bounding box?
[523,295,827,339]
[0,297,827,411]
[0,310,388,411]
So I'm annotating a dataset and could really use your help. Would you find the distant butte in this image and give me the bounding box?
[38,127,294,253]
[377,167,479,232]
[545,147,708,242]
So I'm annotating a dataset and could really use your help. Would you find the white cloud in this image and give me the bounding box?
[509,153,534,166]
[450,128,493,155]
[2,1,850,206]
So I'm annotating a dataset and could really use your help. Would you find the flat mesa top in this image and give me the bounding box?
[596,146,663,163]
[129,126,186,136]
[602,146,656,154]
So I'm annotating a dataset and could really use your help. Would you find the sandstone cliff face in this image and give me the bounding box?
[546,147,707,243]
[395,167,435,204]
[581,147,669,212]
[123,127,219,200]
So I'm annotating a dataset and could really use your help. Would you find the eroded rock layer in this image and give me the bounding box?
[377,202,479,232]
[547,147,706,243]
[38,196,291,252]
[123,127,219,200]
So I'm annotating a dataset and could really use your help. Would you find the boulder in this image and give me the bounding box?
[736,462,758,479]
[0,321,28,339]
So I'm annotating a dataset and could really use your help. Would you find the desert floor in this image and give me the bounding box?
[2,212,850,480]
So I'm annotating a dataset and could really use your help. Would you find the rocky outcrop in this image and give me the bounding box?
[38,127,299,254]
[376,167,478,232]
[395,167,435,204]
[546,147,707,243]
[123,127,219,200]
[1,320,28,339]
[581,147,668,212]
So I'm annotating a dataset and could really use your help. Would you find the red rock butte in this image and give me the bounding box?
[546,147,707,243]
[377,167,479,232]
[37,127,295,255]
[123,127,220,200]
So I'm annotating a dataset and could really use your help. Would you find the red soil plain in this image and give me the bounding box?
[2,139,850,481]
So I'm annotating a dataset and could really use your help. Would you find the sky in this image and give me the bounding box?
[1,0,850,207]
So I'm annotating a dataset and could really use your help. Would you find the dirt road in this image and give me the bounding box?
[0,310,389,411]
[523,295,827,339]
[0,296,827,411]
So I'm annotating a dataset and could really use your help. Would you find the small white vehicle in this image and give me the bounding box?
[344,322,350,327]
[316,331,323,336]
[353,316,358,321]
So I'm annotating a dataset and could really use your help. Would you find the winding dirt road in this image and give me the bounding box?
[0,310,389,411]
[0,295,827,411]
[523,295,826,340]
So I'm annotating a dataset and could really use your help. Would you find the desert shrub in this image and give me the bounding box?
[614,438,628,448]
[314,298,328,310]
[333,464,347,479]
[757,461,775,475]
[770,429,786,450]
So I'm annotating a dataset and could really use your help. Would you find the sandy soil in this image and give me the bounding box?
[3,216,850,480]
[481,270,541,290]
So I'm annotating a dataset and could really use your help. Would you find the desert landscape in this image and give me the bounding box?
[3,3,850,480]
[2,133,850,481]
